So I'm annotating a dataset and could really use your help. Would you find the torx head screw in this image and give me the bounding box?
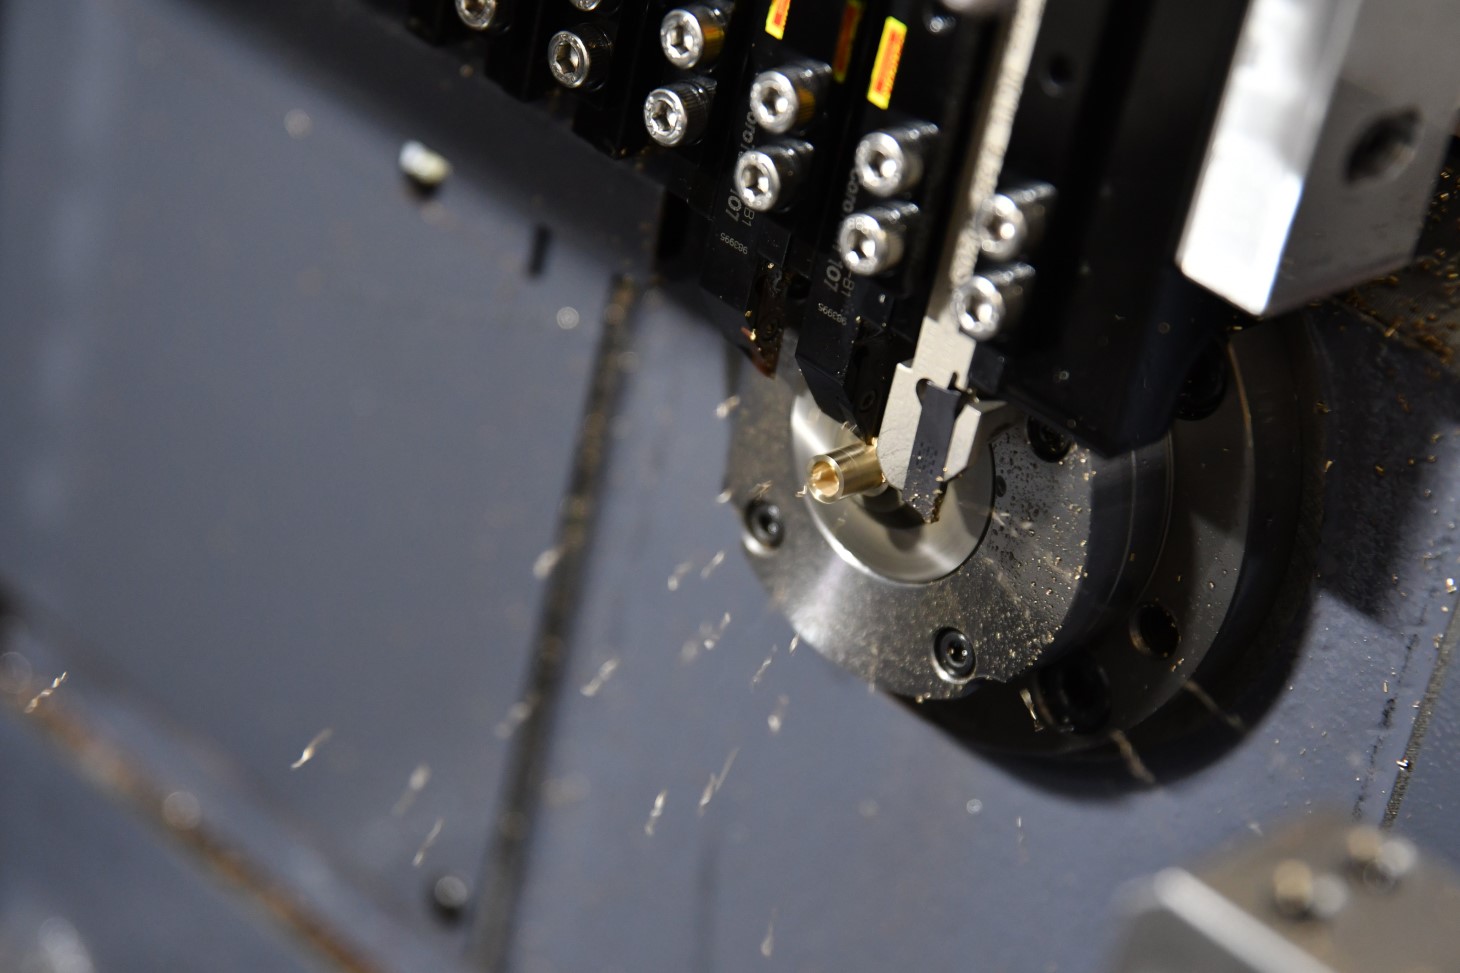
[749,62,830,134]
[837,204,919,276]
[569,0,606,9]
[734,142,812,212]
[977,182,1055,261]
[1345,826,1418,890]
[644,82,713,147]
[548,28,610,90]
[455,0,499,30]
[954,263,1035,340]
[660,5,727,69]
[854,125,938,197]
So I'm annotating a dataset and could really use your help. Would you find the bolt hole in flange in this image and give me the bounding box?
[1130,602,1180,658]
[933,628,977,682]
[1035,652,1112,735]
[1347,109,1421,183]
[1027,417,1072,462]
[744,498,785,552]
[1176,338,1230,421]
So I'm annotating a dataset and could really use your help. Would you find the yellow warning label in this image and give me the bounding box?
[866,16,907,109]
[831,0,865,82]
[765,0,792,39]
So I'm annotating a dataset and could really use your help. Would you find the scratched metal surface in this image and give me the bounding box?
[0,712,332,973]
[0,0,1459,971]
[1390,614,1460,861]
[0,0,655,968]
[501,293,1460,973]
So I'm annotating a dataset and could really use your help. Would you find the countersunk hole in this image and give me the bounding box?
[744,499,785,552]
[1042,54,1074,95]
[1034,652,1111,734]
[932,628,976,681]
[1027,417,1072,462]
[1131,601,1180,658]
[1347,110,1420,183]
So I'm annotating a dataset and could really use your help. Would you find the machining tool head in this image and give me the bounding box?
[726,325,1307,751]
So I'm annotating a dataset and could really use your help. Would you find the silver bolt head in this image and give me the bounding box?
[1271,858,1347,920]
[660,8,708,69]
[644,88,691,147]
[957,275,1007,339]
[750,71,803,134]
[855,131,919,197]
[838,213,904,276]
[455,0,498,30]
[398,141,452,190]
[569,0,604,9]
[548,32,593,89]
[735,150,783,212]
[1346,826,1418,888]
[978,193,1031,261]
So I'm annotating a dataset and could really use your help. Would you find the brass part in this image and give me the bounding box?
[807,442,886,504]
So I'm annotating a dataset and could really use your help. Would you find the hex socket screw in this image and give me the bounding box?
[548,27,612,90]
[455,0,500,30]
[977,182,1055,261]
[733,141,814,212]
[749,61,831,134]
[644,80,714,148]
[837,203,920,276]
[954,263,1035,340]
[660,5,729,70]
[854,124,939,197]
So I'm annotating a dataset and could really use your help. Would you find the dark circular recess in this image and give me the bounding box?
[1131,602,1181,658]
[933,628,977,681]
[1347,110,1420,183]
[1042,54,1075,95]
[1035,652,1112,735]
[1026,417,1073,462]
[1176,339,1230,421]
[744,499,785,550]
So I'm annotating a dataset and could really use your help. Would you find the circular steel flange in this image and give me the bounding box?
[726,327,1301,746]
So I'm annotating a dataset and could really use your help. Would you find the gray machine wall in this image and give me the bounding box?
[0,1,1457,971]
